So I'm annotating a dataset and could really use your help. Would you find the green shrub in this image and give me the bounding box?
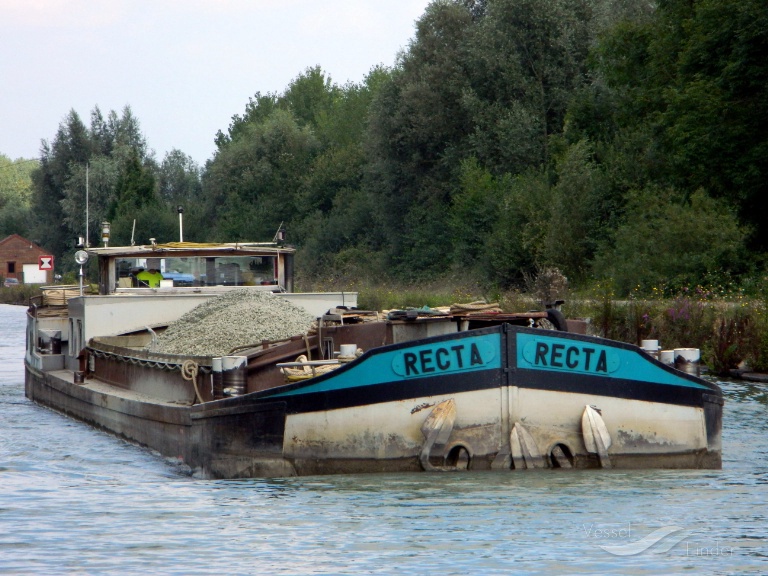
[0,284,42,305]
[592,188,747,295]
[745,303,768,372]
[706,306,754,375]
[653,292,717,351]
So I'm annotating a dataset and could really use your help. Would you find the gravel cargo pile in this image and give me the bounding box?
[151,289,316,357]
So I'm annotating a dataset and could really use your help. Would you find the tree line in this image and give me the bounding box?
[2,0,766,295]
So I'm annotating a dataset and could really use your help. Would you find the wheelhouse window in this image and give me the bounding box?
[115,255,278,288]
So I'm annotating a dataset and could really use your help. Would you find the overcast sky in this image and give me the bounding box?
[1,0,431,165]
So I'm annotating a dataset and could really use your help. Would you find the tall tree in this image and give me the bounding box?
[108,106,149,161]
[157,150,204,242]
[463,0,593,173]
[660,0,768,249]
[204,109,319,241]
[0,155,36,238]
[30,110,92,260]
[544,139,610,281]
[60,156,119,248]
[365,1,476,275]
[290,68,392,279]
[578,0,768,252]
[158,149,201,207]
[280,66,338,133]
[216,92,279,150]
[89,106,114,157]
[106,147,165,246]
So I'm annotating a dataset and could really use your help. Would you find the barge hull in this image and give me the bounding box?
[25,326,723,478]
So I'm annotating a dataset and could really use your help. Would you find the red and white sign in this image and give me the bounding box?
[39,255,54,271]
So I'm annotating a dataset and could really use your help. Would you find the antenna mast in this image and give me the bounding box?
[85,163,89,247]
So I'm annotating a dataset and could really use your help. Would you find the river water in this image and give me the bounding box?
[0,304,766,575]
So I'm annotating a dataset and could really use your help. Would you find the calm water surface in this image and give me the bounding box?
[1,304,766,574]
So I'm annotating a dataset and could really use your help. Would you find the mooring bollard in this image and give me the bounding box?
[674,348,701,376]
[211,357,223,400]
[222,356,247,397]
[640,339,660,361]
[659,350,675,365]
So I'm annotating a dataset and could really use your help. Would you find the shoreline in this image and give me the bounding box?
[729,370,768,384]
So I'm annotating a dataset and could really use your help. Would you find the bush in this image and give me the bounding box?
[745,303,768,372]
[707,306,754,375]
[0,283,42,305]
[593,188,747,295]
[653,291,717,350]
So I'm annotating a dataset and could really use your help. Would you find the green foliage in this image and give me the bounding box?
[654,292,718,351]
[30,110,91,260]
[449,158,503,264]
[362,2,475,274]
[158,150,201,206]
[464,0,592,171]
[110,203,177,248]
[113,148,157,211]
[204,109,319,241]
[24,105,170,272]
[585,0,768,250]
[660,0,768,249]
[0,155,35,238]
[60,156,119,246]
[708,305,755,375]
[157,150,205,242]
[593,188,747,295]
[580,279,643,343]
[217,92,279,149]
[545,140,611,282]
[746,306,768,372]
[579,283,705,346]
[0,283,42,305]
[485,169,550,286]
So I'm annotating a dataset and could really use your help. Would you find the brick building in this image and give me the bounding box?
[0,234,54,284]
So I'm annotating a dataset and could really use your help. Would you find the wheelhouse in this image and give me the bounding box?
[88,242,295,295]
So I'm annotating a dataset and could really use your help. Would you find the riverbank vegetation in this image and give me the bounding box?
[0,284,43,306]
[2,0,767,372]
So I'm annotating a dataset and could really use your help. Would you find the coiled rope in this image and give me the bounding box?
[181,360,204,405]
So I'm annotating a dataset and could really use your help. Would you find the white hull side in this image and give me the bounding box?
[514,388,707,457]
[282,386,710,470]
[283,388,504,462]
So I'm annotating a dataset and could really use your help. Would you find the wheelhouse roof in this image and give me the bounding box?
[86,242,295,259]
